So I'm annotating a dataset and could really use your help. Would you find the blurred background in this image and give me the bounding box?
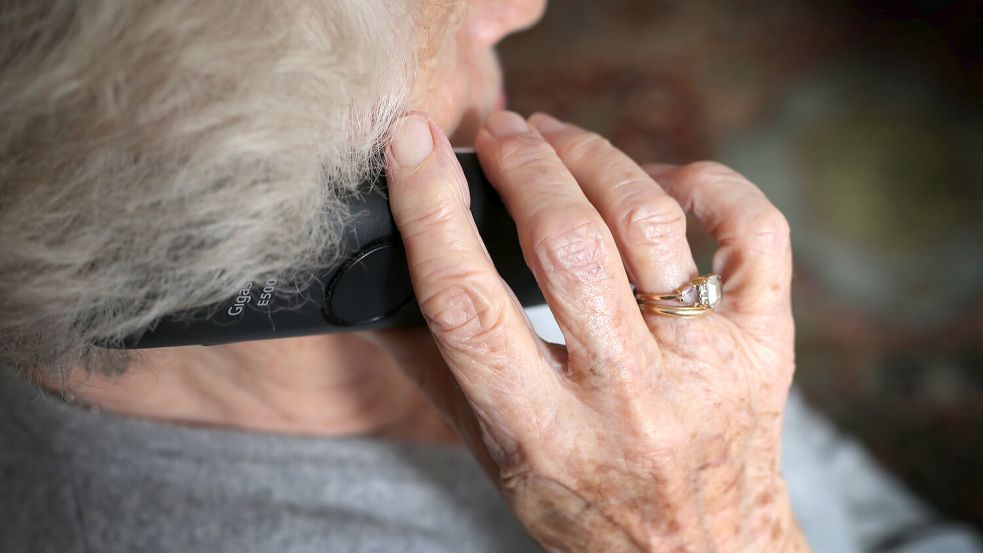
[498,0,982,529]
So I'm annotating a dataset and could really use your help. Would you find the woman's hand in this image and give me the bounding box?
[374,111,808,552]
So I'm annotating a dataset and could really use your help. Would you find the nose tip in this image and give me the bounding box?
[472,0,548,47]
[515,0,548,31]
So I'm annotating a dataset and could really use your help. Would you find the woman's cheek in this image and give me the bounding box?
[409,68,463,133]
[409,26,489,139]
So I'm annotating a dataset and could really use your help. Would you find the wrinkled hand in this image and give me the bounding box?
[370,111,808,552]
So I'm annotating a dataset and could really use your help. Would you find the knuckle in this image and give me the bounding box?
[582,349,645,389]
[745,209,791,256]
[397,200,458,241]
[619,192,687,247]
[420,283,509,347]
[533,221,610,284]
[555,131,611,162]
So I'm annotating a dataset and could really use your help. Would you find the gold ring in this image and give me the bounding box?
[635,273,722,318]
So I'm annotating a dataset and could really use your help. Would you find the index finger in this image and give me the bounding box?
[385,113,558,431]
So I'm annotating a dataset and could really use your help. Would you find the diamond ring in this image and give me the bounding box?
[634,274,723,317]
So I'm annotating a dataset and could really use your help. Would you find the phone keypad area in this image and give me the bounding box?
[323,240,415,326]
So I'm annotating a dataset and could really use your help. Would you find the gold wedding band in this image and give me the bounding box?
[635,273,722,318]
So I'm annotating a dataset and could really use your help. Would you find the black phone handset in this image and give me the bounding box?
[121,150,544,348]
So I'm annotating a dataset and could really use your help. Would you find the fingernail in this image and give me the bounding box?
[391,115,434,168]
[485,111,528,137]
[528,113,565,133]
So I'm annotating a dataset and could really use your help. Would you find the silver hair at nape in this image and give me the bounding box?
[0,0,415,377]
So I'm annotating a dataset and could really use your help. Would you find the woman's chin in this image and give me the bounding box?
[449,96,507,146]
[448,107,486,147]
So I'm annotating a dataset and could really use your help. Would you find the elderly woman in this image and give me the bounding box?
[0,1,980,552]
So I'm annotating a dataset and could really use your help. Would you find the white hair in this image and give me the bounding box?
[0,0,418,376]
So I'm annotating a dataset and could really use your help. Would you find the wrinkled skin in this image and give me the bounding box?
[370,110,810,552]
